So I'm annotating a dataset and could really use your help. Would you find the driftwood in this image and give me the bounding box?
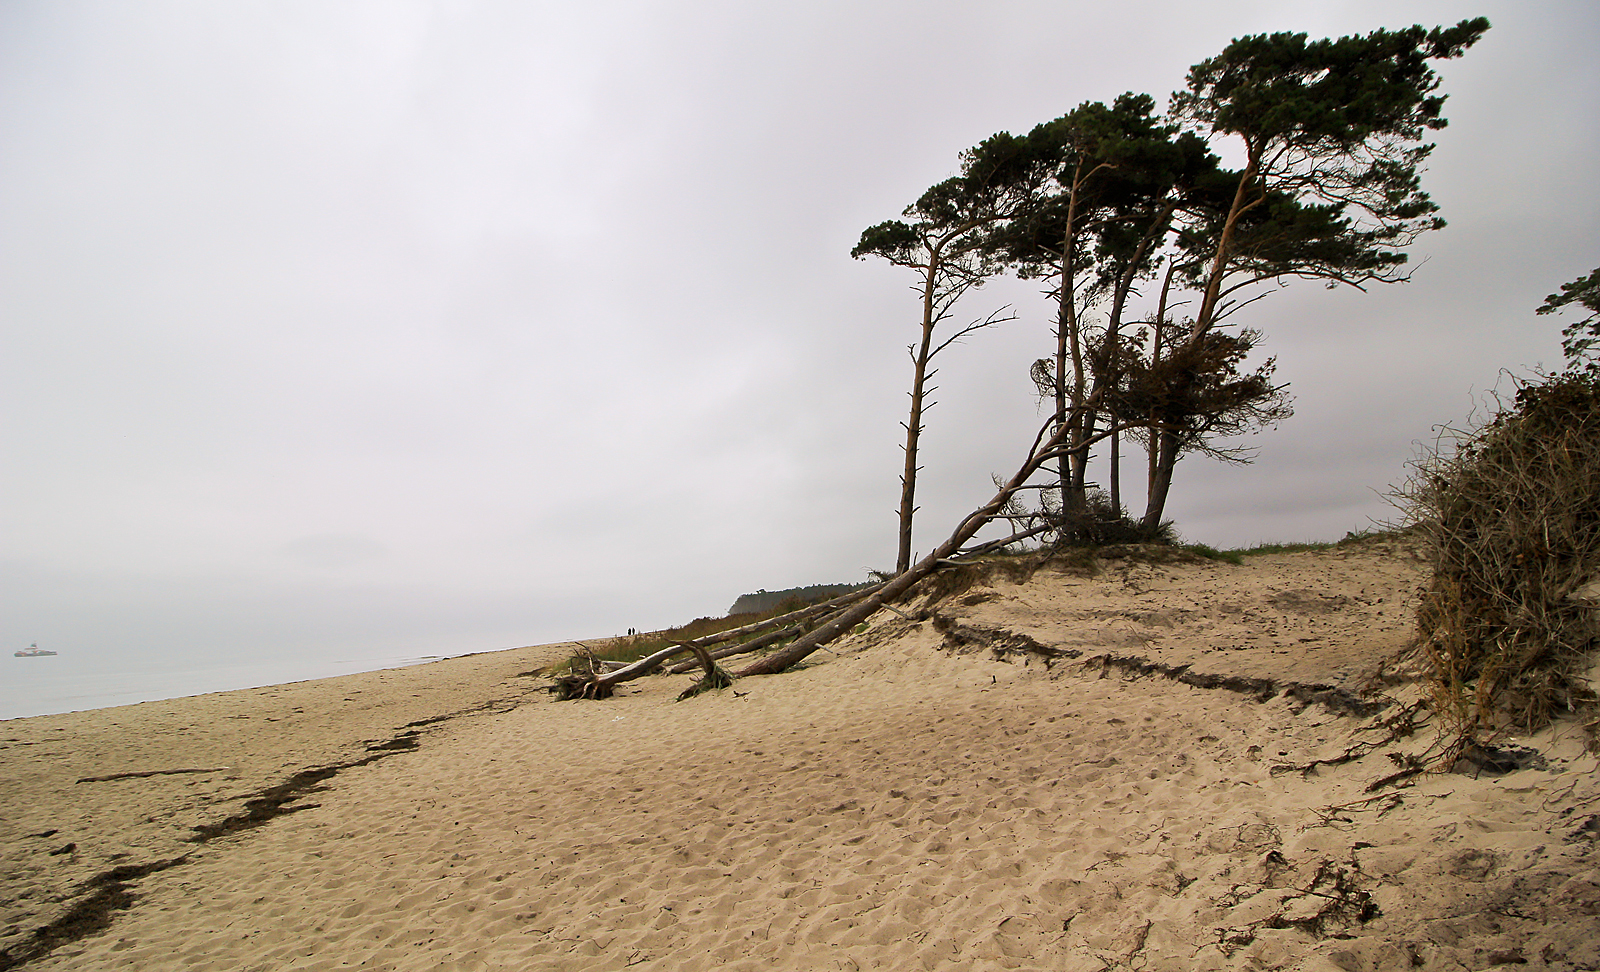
[552,641,722,700]
[608,586,883,681]
[736,417,1095,677]
[656,585,880,667]
[699,585,881,644]
[664,622,807,674]
[556,409,1123,699]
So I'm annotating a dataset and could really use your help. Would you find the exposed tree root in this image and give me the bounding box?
[676,663,735,701]
[1084,650,1384,717]
[931,615,1083,666]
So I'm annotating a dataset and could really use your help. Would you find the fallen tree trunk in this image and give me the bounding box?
[553,587,882,695]
[555,409,1126,697]
[675,584,880,650]
[664,622,808,674]
[563,585,883,690]
[735,417,1098,677]
[552,642,720,700]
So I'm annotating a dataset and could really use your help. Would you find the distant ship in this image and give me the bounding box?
[14,643,56,657]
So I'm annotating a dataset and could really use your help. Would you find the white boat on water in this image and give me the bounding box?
[14,643,57,657]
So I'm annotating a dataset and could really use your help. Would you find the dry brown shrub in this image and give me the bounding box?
[1398,372,1600,754]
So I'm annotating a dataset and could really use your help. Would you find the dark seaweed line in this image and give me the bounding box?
[1083,651,1384,718]
[1,685,549,970]
[0,729,427,972]
[933,614,1382,718]
[76,767,230,784]
[186,732,419,843]
[5,715,446,970]
[0,858,188,972]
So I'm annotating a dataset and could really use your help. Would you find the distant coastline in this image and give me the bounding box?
[727,582,872,616]
[0,650,460,722]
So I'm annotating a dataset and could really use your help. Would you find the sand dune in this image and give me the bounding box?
[3,543,1597,970]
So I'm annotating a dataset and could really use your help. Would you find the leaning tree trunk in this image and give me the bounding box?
[562,584,882,694]
[738,414,1105,677]
[556,410,1123,696]
[1142,426,1182,532]
[897,257,942,575]
[1138,160,1261,532]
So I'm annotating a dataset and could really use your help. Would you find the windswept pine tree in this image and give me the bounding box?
[565,19,1490,694]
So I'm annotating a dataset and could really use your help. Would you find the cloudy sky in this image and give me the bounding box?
[3,1,1597,689]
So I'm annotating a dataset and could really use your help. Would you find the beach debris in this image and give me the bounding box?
[0,857,188,972]
[75,766,230,784]
[552,641,725,701]
[188,729,424,843]
[675,662,735,701]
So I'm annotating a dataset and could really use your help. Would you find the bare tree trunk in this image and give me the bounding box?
[1141,427,1181,533]
[1109,428,1121,514]
[1142,162,1262,524]
[897,260,940,575]
[664,623,806,673]
[1145,259,1178,523]
[694,585,878,650]
[1063,203,1171,535]
[740,414,1119,678]
[1056,163,1088,537]
[1189,152,1261,343]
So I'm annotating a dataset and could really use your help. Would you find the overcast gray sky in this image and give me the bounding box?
[3,1,1597,672]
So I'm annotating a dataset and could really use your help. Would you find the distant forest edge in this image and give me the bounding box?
[727,584,874,617]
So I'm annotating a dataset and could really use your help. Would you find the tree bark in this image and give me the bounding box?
[1109,427,1121,514]
[1141,426,1182,532]
[897,250,943,574]
[554,642,721,701]
[1190,150,1261,342]
[1142,157,1263,523]
[1056,165,1086,534]
[738,416,1107,677]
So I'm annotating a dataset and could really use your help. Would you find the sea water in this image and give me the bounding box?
[0,650,448,721]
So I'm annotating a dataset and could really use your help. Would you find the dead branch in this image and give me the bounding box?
[736,412,1089,678]
[929,305,1019,359]
[693,585,881,647]
[943,521,1056,564]
[552,641,722,701]
[560,588,881,695]
[664,622,809,674]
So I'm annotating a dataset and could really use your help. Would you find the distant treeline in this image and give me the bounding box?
[727,583,872,617]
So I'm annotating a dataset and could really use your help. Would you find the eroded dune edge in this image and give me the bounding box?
[3,542,1597,971]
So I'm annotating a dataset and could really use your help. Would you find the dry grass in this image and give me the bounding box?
[1397,371,1600,756]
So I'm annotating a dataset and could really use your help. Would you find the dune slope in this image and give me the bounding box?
[3,543,1597,971]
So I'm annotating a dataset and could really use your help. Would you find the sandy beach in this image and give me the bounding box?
[4,541,1598,971]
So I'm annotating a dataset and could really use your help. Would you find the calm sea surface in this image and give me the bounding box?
[0,650,449,721]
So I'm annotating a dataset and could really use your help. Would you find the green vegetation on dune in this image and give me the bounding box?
[1180,529,1402,564]
[727,583,873,617]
